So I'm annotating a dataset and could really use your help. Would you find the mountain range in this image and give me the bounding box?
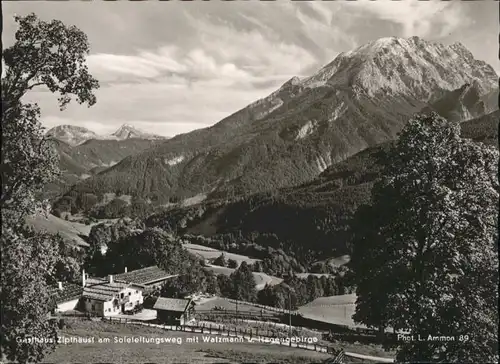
[53,36,499,214]
[45,124,166,146]
[42,124,166,200]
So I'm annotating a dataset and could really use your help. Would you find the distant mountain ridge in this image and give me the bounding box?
[143,110,499,261]
[42,136,165,201]
[46,124,166,146]
[54,36,499,212]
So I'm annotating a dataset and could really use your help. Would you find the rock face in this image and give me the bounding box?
[46,124,165,146]
[45,125,99,146]
[110,124,165,141]
[300,37,497,100]
[59,36,498,206]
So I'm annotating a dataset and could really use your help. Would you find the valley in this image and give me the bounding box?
[43,135,165,200]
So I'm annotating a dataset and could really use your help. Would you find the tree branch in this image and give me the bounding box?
[26,82,46,91]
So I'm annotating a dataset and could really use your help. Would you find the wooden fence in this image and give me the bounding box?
[225,298,293,314]
[104,316,341,356]
[220,299,382,336]
[194,309,280,322]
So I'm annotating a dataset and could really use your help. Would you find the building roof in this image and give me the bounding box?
[82,280,130,302]
[113,266,178,286]
[153,297,192,313]
[48,282,83,304]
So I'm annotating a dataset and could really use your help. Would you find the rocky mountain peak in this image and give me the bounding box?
[111,124,165,141]
[45,125,98,146]
[299,36,497,101]
[46,123,166,145]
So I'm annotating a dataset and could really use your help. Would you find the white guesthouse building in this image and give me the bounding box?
[50,266,177,317]
[82,271,144,317]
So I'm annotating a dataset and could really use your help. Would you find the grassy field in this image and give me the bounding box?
[297,294,360,328]
[195,297,279,314]
[25,213,91,247]
[203,264,283,290]
[42,319,333,364]
[296,273,335,279]
[312,255,351,268]
[302,294,357,306]
[184,243,262,264]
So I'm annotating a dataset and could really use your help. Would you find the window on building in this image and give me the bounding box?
[91,304,95,311]
[128,292,131,296]
[120,293,124,299]
[136,290,138,294]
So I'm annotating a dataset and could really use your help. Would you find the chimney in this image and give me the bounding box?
[124,267,128,273]
[82,269,86,287]
[58,282,63,291]
[108,275,113,284]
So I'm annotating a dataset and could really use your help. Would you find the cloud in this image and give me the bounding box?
[87,48,187,81]
[184,12,318,79]
[345,1,470,39]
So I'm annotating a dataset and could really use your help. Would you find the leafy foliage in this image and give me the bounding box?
[1,13,98,363]
[269,273,346,308]
[350,113,499,363]
[160,261,258,302]
[228,262,257,302]
[91,198,129,219]
[1,226,60,364]
[2,13,98,113]
[161,269,220,299]
[86,225,204,279]
[1,103,59,216]
[227,258,238,269]
[53,234,84,283]
[257,283,298,310]
[213,253,227,267]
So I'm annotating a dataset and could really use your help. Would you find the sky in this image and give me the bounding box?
[2,1,499,137]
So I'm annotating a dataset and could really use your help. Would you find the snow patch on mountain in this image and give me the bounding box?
[267,99,284,114]
[253,98,284,120]
[296,121,316,140]
[329,102,347,122]
[165,155,185,166]
[300,36,497,101]
[111,124,162,140]
[97,160,118,168]
[316,154,332,173]
[46,124,166,145]
[46,125,99,146]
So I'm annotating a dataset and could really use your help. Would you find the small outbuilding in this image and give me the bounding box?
[153,297,195,325]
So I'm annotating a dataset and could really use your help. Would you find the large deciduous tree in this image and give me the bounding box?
[350,113,499,363]
[1,13,98,363]
[1,227,60,364]
[2,13,98,213]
